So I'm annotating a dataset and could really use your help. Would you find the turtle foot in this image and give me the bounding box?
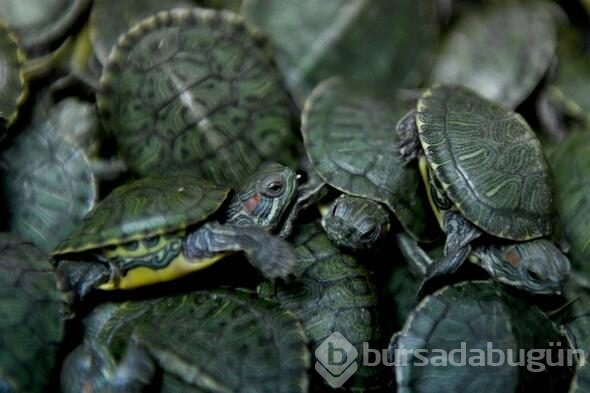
[55,259,110,303]
[396,109,421,163]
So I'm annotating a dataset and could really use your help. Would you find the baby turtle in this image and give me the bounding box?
[97,7,294,187]
[242,0,437,105]
[0,98,97,253]
[549,131,590,282]
[52,163,298,300]
[397,85,568,293]
[0,0,91,53]
[430,1,557,108]
[390,281,573,392]
[259,222,386,390]
[301,77,438,251]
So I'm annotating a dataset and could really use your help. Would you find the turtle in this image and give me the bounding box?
[38,88,128,180]
[551,294,590,392]
[0,21,28,136]
[61,289,310,393]
[548,131,590,283]
[537,30,590,139]
[89,0,195,66]
[396,84,569,294]
[96,7,296,187]
[389,281,573,393]
[242,0,437,106]
[0,0,92,54]
[397,232,569,296]
[51,163,299,300]
[300,77,438,252]
[429,1,558,109]
[258,222,387,390]
[0,97,97,253]
[0,232,70,393]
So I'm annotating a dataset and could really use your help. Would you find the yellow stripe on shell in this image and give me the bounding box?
[98,252,228,290]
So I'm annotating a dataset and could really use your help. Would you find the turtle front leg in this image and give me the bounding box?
[183,222,297,280]
[411,212,481,297]
[396,109,421,162]
[417,245,472,299]
[396,232,433,278]
[442,211,482,256]
[396,232,470,298]
[61,339,156,393]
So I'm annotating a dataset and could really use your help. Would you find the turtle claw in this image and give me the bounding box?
[247,231,297,280]
[55,259,110,302]
[416,246,471,299]
[396,109,421,163]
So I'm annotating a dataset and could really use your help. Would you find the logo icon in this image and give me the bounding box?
[315,332,358,388]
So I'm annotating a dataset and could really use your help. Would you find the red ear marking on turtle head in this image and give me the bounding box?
[504,248,521,268]
[243,193,261,213]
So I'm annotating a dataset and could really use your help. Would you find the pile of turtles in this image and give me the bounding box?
[1,0,590,392]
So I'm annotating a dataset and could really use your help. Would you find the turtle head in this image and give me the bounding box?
[227,163,298,233]
[479,239,571,295]
[321,195,390,251]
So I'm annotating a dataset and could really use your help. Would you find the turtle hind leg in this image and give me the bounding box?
[183,222,297,280]
[396,109,421,163]
[55,259,111,303]
[61,339,156,393]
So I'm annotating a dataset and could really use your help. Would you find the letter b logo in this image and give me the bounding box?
[328,342,348,365]
[315,332,358,388]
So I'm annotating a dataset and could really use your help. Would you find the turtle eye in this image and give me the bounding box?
[527,268,541,281]
[295,170,307,184]
[262,179,285,197]
[360,225,380,243]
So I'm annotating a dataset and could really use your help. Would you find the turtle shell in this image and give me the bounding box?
[81,289,310,392]
[549,131,590,273]
[392,281,572,392]
[97,7,293,187]
[430,1,557,108]
[89,0,195,66]
[0,0,92,53]
[417,85,553,240]
[1,99,97,253]
[552,294,590,393]
[0,22,27,132]
[258,222,386,390]
[302,78,438,242]
[242,0,437,105]
[0,233,68,393]
[52,174,230,255]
